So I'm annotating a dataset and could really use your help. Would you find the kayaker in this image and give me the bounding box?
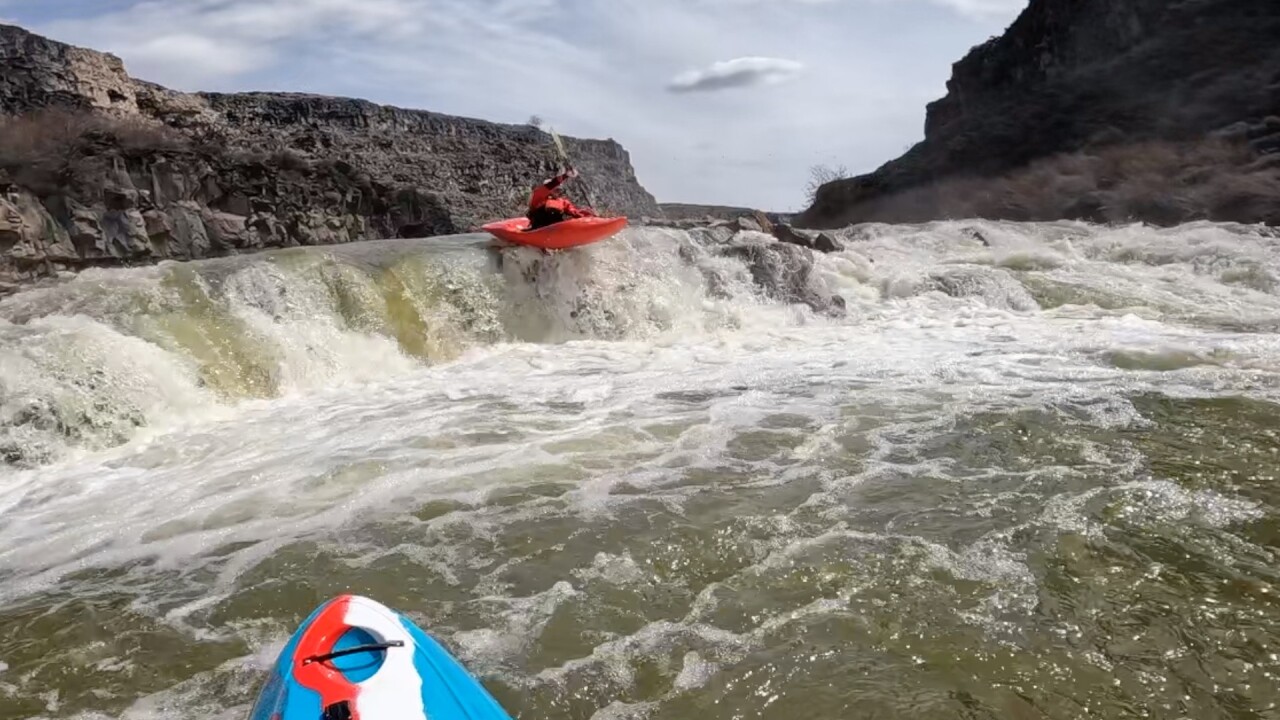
[527,166,596,229]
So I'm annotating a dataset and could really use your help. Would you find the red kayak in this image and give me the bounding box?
[481,216,628,250]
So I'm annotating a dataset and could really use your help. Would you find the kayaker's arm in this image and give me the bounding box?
[529,168,577,210]
[545,167,576,190]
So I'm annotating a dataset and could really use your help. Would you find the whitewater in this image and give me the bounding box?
[1,220,1279,719]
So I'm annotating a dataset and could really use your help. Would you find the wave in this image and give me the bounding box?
[1,219,1276,468]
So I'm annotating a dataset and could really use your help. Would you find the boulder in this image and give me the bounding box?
[730,215,763,234]
[688,224,735,246]
[201,209,251,251]
[719,236,846,317]
[103,187,138,210]
[772,223,843,253]
[168,202,212,258]
[925,267,1040,312]
[0,195,39,263]
[66,203,106,258]
[0,191,80,267]
[101,208,150,257]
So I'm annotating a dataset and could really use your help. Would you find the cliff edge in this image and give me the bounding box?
[797,0,1280,228]
[0,24,660,289]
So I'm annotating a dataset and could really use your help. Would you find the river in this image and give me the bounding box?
[1,220,1278,719]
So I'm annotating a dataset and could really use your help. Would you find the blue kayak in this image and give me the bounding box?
[247,594,513,720]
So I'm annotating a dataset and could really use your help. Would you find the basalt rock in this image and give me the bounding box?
[772,223,843,253]
[0,23,661,290]
[720,232,846,317]
[659,203,793,226]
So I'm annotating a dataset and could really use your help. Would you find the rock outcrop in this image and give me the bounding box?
[722,236,846,316]
[0,24,660,289]
[0,23,138,116]
[658,203,792,226]
[672,227,847,317]
[797,0,1280,228]
[645,210,846,256]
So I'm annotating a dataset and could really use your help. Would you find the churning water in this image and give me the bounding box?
[1,220,1279,719]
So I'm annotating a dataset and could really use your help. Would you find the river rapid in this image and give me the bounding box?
[1,220,1279,719]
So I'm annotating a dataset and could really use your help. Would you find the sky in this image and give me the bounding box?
[0,0,1028,211]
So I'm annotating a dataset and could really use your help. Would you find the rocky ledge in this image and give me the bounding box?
[630,208,849,316]
[641,212,844,254]
[0,24,660,291]
[798,0,1280,228]
[658,203,793,226]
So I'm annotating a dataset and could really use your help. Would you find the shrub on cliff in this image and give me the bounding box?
[0,108,187,196]
[805,164,847,204]
[837,137,1279,227]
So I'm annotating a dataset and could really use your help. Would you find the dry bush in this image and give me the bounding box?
[806,163,848,204]
[107,115,187,155]
[269,148,312,172]
[841,136,1278,227]
[0,110,94,186]
[1093,141,1183,187]
[1189,169,1280,223]
[0,108,187,195]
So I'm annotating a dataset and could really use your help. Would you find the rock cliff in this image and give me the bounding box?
[797,0,1280,228]
[0,24,660,290]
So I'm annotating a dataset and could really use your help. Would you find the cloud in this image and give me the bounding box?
[125,34,268,85]
[925,0,1028,20]
[31,0,434,87]
[667,57,805,94]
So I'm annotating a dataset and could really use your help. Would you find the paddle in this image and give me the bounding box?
[548,126,599,212]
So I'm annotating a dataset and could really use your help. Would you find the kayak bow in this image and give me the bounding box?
[248,595,514,720]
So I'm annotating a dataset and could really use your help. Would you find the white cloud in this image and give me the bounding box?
[18,0,1028,210]
[667,57,804,94]
[125,34,269,87]
[35,0,435,85]
[926,0,1027,20]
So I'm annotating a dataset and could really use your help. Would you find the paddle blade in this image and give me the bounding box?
[549,126,568,160]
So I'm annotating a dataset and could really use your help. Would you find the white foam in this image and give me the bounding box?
[2,221,1280,714]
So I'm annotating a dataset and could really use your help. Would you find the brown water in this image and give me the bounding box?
[1,221,1279,719]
